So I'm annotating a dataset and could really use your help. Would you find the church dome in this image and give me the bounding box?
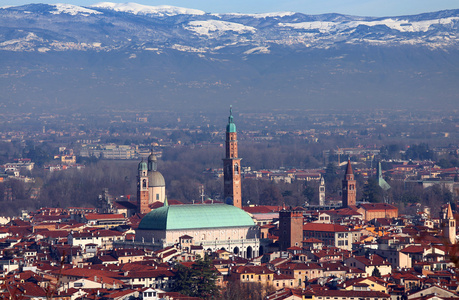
[138,203,255,230]
[148,153,157,163]
[145,151,164,186]
[148,171,165,187]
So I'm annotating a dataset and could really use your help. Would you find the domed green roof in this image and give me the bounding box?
[138,161,147,171]
[226,106,236,133]
[138,204,254,230]
[226,123,236,133]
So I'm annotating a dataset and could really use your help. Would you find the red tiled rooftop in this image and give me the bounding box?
[303,223,348,232]
[84,213,125,220]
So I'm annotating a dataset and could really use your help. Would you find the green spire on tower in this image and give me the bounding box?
[226,105,236,133]
[377,161,391,191]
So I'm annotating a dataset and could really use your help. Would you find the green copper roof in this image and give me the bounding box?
[377,161,391,191]
[227,123,236,133]
[138,161,147,171]
[226,106,236,133]
[138,204,255,230]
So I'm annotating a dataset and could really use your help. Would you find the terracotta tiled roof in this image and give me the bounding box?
[303,223,348,232]
[243,206,282,214]
[401,245,427,254]
[85,213,125,220]
[60,267,120,279]
[313,290,390,298]
[303,238,324,243]
[233,265,274,275]
[124,269,175,278]
[359,203,398,211]
[273,273,294,280]
[350,254,389,266]
[278,262,322,271]
[158,291,202,300]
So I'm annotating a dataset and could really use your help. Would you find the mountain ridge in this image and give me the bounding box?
[1,3,459,112]
[2,3,459,53]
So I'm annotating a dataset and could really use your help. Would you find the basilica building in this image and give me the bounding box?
[135,201,260,258]
[134,108,261,258]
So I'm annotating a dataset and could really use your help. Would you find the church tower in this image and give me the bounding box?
[319,175,326,206]
[137,160,150,214]
[137,152,166,214]
[443,203,456,244]
[147,153,166,204]
[223,107,242,209]
[342,159,356,208]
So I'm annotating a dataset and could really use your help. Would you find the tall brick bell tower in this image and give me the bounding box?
[223,106,242,209]
[137,160,150,214]
[342,159,356,208]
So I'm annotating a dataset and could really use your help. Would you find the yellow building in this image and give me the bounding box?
[231,265,275,286]
[277,262,324,288]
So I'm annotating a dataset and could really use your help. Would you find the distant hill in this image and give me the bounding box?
[1,3,459,113]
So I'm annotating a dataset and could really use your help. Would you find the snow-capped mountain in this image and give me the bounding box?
[1,2,459,53]
[90,2,205,17]
[1,3,459,112]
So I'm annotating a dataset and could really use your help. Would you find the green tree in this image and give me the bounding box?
[324,163,339,182]
[260,183,284,206]
[302,186,315,203]
[173,263,195,296]
[363,178,384,203]
[405,143,433,160]
[22,144,54,167]
[192,254,220,298]
[372,267,382,278]
[219,281,275,300]
[173,254,219,299]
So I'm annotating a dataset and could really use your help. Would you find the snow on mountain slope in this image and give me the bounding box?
[50,3,102,15]
[91,2,205,16]
[185,20,256,37]
[218,12,295,19]
[278,21,337,33]
[1,3,459,53]
[279,16,459,33]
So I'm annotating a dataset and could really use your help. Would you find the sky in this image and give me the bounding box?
[1,0,458,16]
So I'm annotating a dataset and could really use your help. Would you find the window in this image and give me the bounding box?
[156,194,159,200]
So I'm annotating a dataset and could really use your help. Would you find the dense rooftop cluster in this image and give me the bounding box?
[0,197,456,300]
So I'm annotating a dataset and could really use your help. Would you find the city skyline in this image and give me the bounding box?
[1,0,458,17]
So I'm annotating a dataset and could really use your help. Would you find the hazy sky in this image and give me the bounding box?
[1,0,458,16]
